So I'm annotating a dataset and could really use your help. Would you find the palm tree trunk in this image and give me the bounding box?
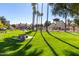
[41,3,43,31]
[36,4,38,31]
[32,12,35,31]
[46,4,49,31]
[32,4,36,31]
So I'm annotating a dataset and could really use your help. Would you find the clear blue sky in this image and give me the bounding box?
[0,3,71,24]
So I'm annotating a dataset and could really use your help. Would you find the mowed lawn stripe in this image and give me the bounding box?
[44,32,79,55]
[25,32,54,56]
[70,32,79,36]
[41,31,58,56]
[49,32,79,48]
[1,31,79,55]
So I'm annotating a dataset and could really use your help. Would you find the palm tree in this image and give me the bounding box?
[36,4,41,31]
[32,3,37,31]
[36,4,38,31]
[40,3,43,31]
[36,10,40,31]
[46,4,49,31]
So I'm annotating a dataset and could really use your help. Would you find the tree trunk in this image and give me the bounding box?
[73,26,75,32]
[36,4,38,31]
[32,12,35,31]
[46,4,49,31]
[41,3,43,31]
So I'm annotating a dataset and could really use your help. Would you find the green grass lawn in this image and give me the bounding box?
[0,30,79,56]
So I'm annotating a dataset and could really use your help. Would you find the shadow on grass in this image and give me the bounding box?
[13,44,32,56]
[12,31,37,56]
[46,31,79,49]
[0,37,22,55]
[13,31,43,56]
[64,50,79,56]
[40,31,58,56]
[0,31,37,56]
[13,44,43,56]
[27,49,43,56]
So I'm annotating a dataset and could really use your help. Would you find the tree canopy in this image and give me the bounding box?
[44,20,51,27]
[0,16,10,29]
[74,19,79,26]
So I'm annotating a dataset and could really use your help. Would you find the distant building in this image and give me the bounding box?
[12,23,31,30]
[48,21,65,31]
[47,20,79,32]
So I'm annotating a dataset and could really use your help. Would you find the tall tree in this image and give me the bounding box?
[36,9,41,31]
[49,3,74,32]
[36,4,41,31]
[36,3,38,31]
[32,3,37,31]
[40,3,43,31]
[46,4,49,31]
